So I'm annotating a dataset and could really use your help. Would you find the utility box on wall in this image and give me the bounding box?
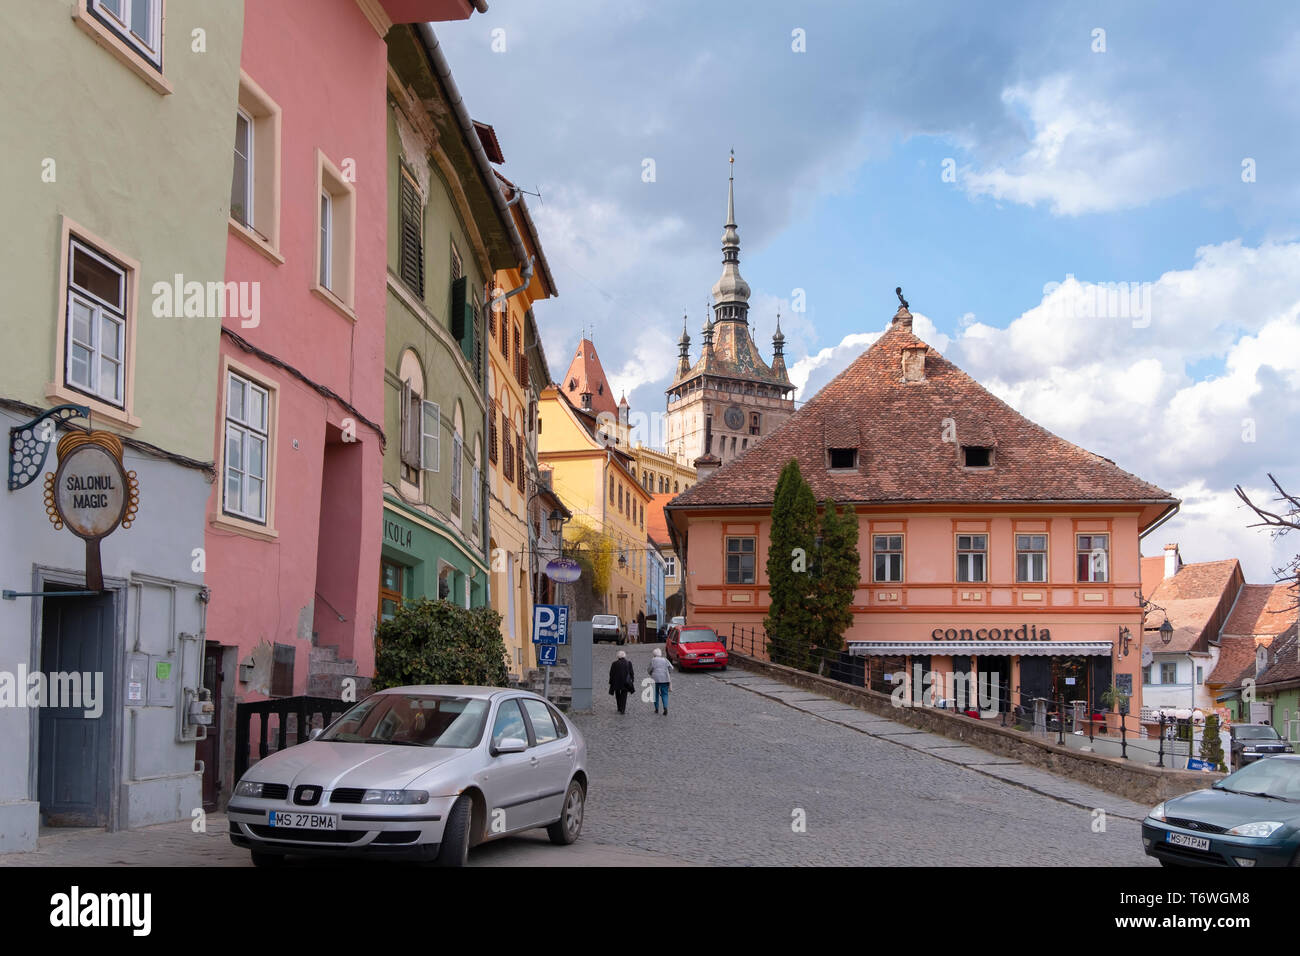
[127,652,176,706]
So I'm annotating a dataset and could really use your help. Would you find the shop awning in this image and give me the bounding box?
[846,641,1113,657]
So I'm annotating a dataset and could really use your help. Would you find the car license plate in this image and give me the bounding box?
[699,657,713,663]
[269,811,337,830]
[1167,832,1210,851]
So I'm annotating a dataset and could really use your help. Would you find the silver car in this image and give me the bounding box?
[227,686,588,866]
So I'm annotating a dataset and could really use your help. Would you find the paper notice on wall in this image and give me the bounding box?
[128,681,144,702]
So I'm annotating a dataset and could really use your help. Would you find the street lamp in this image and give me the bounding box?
[1160,619,1173,645]
[547,509,567,536]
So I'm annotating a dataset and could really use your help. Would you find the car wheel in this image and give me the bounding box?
[436,794,472,867]
[250,851,284,868]
[547,779,585,846]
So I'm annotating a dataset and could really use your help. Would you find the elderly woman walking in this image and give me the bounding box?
[608,650,635,714]
[647,648,674,715]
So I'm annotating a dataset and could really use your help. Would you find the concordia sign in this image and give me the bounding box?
[930,624,1053,642]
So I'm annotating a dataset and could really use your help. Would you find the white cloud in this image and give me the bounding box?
[961,74,1189,216]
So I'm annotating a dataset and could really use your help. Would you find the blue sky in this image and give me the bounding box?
[439,0,1300,583]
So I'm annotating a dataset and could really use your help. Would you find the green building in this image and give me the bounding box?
[377,24,528,620]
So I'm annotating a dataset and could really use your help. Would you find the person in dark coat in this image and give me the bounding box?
[608,651,635,714]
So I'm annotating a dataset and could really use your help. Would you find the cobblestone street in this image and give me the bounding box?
[5,642,1156,867]
[575,643,1155,866]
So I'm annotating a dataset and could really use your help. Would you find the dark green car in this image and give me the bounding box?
[1143,754,1300,866]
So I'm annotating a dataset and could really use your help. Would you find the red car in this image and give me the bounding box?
[665,626,729,670]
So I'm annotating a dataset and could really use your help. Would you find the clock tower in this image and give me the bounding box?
[665,157,795,468]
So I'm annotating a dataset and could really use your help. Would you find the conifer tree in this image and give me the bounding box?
[764,459,817,668]
[813,498,860,667]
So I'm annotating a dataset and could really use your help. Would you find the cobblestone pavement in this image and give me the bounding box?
[574,643,1156,866]
[3,644,1156,866]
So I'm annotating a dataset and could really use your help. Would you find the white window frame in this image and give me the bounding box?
[319,190,333,290]
[420,400,440,473]
[956,534,987,583]
[665,556,676,578]
[65,238,127,407]
[1077,534,1110,583]
[90,0,162,68]
[873,534,904,583]
[232,107,254,230]
[1015,534,1048,583]
[223,370,270,523]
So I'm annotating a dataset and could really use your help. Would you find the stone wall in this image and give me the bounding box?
[732,652,1222,806]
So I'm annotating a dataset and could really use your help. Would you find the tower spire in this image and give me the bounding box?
[712,150,750,324]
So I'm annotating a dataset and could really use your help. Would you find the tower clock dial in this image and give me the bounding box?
[723,404,744,430]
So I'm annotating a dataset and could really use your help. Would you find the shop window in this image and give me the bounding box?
[726,536,755,584]
[1016,534,1048,583]
[956,534,987,583]
[873,535,903,582]
[379,560,404,623]
[1076,534,1109,582]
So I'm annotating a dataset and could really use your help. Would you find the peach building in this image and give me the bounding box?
[665,300,1180,717]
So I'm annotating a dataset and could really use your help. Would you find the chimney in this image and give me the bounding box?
[1163,542,1181,579]
[901,345,927,382]
[693,452,721,481]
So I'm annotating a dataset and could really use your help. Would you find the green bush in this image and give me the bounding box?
[373,598,508,690]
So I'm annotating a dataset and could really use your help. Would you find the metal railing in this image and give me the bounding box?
[234,695,349,781]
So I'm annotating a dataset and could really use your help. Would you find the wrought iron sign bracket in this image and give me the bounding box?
[8,404,90,491]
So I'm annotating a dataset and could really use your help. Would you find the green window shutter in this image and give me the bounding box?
[398,168,424,297]
[450,275,475,364]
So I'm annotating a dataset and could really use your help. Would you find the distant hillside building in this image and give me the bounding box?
[665,161,795,467]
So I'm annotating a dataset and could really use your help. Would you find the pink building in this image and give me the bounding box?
[202,0,483,809]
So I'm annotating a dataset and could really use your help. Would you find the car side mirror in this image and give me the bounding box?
[492,736,527,756]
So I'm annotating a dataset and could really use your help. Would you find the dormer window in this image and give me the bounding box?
[828,448,858,470]
[962,446,992,468]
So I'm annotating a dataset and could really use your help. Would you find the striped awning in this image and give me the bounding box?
[846,641,1113,657]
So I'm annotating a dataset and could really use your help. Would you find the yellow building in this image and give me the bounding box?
[539,339,651,626]
[486,167,557,678]
[630,443,696,497]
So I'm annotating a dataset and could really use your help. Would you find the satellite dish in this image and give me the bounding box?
[1141,646,1154,668]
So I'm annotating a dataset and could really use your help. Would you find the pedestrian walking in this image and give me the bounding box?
[648,647,673,715]
[609,650,635,714]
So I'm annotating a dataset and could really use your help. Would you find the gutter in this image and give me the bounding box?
[414,23,528,267]
[1138,500,1181,541]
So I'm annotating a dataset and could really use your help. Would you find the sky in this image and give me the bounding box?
[437,0,1300,584]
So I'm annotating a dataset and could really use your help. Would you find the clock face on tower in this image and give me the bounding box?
[723,404,744,430]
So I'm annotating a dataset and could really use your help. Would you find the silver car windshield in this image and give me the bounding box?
[320,695,489,748]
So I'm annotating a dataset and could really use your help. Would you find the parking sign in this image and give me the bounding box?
[531,604,569,645]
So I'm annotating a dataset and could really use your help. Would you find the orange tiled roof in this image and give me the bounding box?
[1143,559,1242,654]
[669,318,1175,509]
[1222,583,1298,636]
[560,339,618,418]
